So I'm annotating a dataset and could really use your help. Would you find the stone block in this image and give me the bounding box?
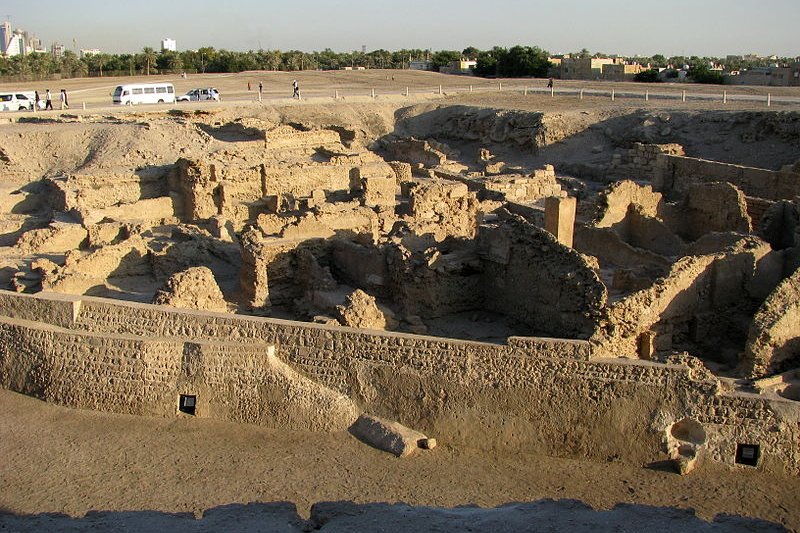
[349,414,430,457]
[544,196,577,248]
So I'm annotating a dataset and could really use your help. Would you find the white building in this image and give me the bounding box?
[1,21,25,57]
[161,38,177,52]
[80,48,101,58]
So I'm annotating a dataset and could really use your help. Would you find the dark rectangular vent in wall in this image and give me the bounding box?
[735,443,760,467]
[179,394,196,416]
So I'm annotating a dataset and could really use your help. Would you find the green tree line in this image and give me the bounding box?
[1,44,793,81]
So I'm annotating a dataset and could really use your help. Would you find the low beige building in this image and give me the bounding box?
[560,57,621,80]
[602,62,644,81]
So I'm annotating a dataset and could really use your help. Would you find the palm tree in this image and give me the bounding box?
[142,47,157,75]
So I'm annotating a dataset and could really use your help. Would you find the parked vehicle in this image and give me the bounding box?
[176,88,220,102]
[0,91,35,111]
[112,83,176,105]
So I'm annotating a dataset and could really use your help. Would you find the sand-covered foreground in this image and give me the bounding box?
[1,390,798,531]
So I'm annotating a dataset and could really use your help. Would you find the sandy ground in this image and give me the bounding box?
[1,70,799,113]
[1,390,798,531]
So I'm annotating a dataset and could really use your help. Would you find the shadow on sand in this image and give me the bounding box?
[0,499,789,532]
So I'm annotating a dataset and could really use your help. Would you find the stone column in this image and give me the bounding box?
[544,196,577,248]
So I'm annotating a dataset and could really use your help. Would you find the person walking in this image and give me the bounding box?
[59,89,69,110]
[44,89,53,110]
[34,91,40,110]
[292,79,299,99]
[547,78,554,89]
[258,81,263,94]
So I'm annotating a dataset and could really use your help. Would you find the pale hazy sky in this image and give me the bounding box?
[3,0,799,57]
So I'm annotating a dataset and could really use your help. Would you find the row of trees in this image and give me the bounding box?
[1,44,793,81]
[0,47,442,79]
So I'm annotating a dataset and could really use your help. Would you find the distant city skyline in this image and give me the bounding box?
[2,0,799,58]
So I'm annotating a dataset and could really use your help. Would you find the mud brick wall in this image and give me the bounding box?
[0,290,797,472]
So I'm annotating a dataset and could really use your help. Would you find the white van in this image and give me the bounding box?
[112,83,176,105]
[0,91,35,111]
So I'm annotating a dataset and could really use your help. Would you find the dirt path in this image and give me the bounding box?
[1,390,798,530]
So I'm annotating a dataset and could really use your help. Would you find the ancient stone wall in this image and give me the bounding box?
[46,172,169,213]
[655,155,800,201]
[593,180,664,229]
[742,267,800,378]
[478,217,607,339]
[482,166,563,203]
[0,315,356,432]
[592,238,776,363]
[677,182,752,242]
[608,142,685,180]
[0,290,796,472]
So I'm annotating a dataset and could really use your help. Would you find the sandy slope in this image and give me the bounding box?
[1,390,798,531]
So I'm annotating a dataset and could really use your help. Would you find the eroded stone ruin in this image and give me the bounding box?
[0,102,798,474]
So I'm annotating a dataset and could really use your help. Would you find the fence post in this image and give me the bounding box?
[499,81,502,91]
[682,90,686,102]
[524,87,528,96]
[438,85,442,95]
[580,88,584,100]
[767,93,772,107]
[611,89,615,101]
[645,90,649,101]
[82,102,86,110]
[371,88,375,98]
[723,91,727,104]
[469,85,473,93]
[335,90,339,99]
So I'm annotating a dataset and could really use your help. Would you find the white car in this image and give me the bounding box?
[177,88,220,102]
[0,92,35,111]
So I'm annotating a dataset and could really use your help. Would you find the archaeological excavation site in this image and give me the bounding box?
[0,97,799,475]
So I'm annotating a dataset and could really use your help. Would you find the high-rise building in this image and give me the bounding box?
[0,21,12,56]
[52,42,66,57]
[161,38,177,52]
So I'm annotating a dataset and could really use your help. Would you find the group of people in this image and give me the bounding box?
[33,89,69,111]
[247,80,300,99]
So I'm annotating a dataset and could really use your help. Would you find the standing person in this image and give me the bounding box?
[258,81,263,94]
[247,81,251,91]
[44,89,53,110]
[59,89,69,109]
[292,79,299,99]
[34,90,40,110]
[547,77,554,89]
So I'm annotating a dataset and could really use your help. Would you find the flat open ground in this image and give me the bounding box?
[2,69,800,113]
[1,389,799,531]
